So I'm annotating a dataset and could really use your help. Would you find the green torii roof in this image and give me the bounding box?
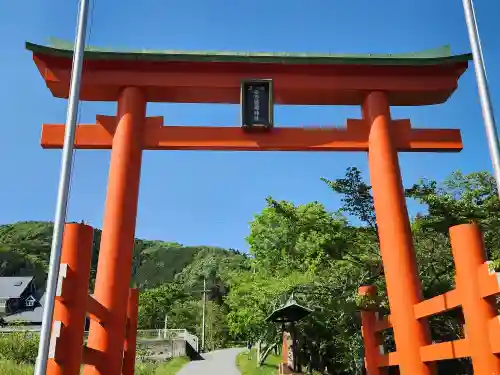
[266,299,313,323]
[25,38,472,66]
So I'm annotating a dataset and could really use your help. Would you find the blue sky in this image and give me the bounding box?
[0,0,499,251]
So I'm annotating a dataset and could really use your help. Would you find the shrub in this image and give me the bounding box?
[0,359,33,375]
[136,356,189,375]
[135,362,158,375]
[0,332,39,365]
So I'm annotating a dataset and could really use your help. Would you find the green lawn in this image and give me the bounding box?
[236,349,281,375]
[0,356,190,375]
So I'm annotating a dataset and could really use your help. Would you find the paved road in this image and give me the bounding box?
[177,348,245,375]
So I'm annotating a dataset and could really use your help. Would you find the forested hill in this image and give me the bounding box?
[0,220,243,290]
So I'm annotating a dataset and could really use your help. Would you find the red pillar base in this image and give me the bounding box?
[47,223,94,375]
[450,224,500,374]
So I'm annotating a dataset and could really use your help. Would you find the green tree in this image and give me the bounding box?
[247,197,355,274]
[321,167,377,232]
[168,299,232,351]
[175,247,248,304]
[406,170,500,263]
[228,194,379,372]
[137,282,187,329]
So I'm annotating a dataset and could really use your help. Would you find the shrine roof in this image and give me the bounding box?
[26,38,472,105]
[26,39,472,66]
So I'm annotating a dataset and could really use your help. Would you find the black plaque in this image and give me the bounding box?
[241,79,274,131]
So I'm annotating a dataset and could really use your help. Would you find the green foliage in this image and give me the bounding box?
[138,282,188,329]
[0,221,245,349]
[175,246,249,304]
[135,357,189,375]
[406,170,500,262]
[321,167,377,232]
[134,242,201,289]
[236,349,282,375]
[1,167,499,374]
[247,198,352,274]
[136,342,154,362]
[226,271,313,343]
[154,357,190,375]
[137,246,247,349]
[0,332,39,365]
[167,299,230,351]
[229,168,500,374]
[0,360,33,375]
[0,356,189,375]
[489,259,500,272]
[0,222,53,288]
[0,222,218,290]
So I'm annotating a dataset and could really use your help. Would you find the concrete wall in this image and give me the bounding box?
[138,338,188,361]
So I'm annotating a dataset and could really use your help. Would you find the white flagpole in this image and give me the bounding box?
[34,0,90,374]
[462,0,500,196]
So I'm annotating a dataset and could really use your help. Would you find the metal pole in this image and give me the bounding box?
[34,0,90,374]
[163,314,168,339]
[470,2,487,82]
[201,277,206,352]
[462,0,500,196]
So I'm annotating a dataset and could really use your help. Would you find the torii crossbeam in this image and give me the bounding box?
[41,116,462,152]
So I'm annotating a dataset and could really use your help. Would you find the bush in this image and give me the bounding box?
[135,362,158,375]
[237,349,281,375]
[155,357,190,375]
[0,331,189,375]
[0,359,33,375]
[0,332,39,365]
[135,356,190,375]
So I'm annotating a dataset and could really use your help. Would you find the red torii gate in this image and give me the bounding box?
[27,41,499,375]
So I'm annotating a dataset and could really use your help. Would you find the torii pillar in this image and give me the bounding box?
[83,87,146,375]
[364,92,435,375]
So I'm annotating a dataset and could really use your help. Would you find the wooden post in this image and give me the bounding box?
[364,91,434,375]
[47,223,94,375]
[279,330,292,375]
[450,223,500,374]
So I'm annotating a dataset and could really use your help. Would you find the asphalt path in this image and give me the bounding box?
[176,348,245,375]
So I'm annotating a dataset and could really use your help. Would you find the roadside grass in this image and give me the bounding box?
[136,357,190,375]
[0,357,190,375]
[0,330,190,374]
[0,348,189,375]
[236,349,281,375]
[0,359,33,375]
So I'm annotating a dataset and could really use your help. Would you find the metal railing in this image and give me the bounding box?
[0,327,200,352]
[136,329,199,352]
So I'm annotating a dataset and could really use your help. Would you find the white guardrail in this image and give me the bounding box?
[0,327,200,352]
